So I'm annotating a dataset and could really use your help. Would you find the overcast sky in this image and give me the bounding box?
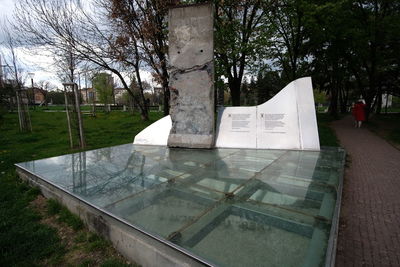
[0,0,16,43]
[0,0,63,88]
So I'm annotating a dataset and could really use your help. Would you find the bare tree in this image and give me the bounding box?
[104,0,179,115]
[13,0,150,120]
[37,80,57,104]
[0,54,17,110]
[37,80,56,91]
[1,25,32,132]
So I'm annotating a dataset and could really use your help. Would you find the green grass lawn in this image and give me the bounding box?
[0,109,339,266]
[32,104,129,112]
[1,111,163,166]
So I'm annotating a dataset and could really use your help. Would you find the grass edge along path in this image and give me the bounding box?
[317,113,340,147]
[366,113,400,150]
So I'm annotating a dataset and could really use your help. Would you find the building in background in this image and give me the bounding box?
[80,87,96,104]
[30,87,46,105]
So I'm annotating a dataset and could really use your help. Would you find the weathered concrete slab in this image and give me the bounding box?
[167,3,215,149]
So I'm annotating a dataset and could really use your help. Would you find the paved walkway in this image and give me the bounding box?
[332,116,400,266]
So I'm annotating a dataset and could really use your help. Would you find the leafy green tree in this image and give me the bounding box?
[240,77,255,106]
[93,73,114,112]
[313,89,327,106]
[252,69,285,105]
[305,1,348,116]
[214,0,266,106]
[307,0,400,118]
[263,0,311,83]
[347,0,400,118]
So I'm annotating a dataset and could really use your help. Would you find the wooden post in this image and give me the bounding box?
[16,91,23,131]
[92,90,96,117]
[16,90,32,132]
[73,83,86,148]
[26,97,32,131]
[64,86,74,148]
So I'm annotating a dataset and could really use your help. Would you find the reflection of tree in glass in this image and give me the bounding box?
[69,148,168,204]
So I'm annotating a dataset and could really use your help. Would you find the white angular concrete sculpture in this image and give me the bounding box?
[134,77,320,151]
[216,77,320,150]
[132,115,172,146]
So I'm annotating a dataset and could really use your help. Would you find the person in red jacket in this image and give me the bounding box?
[352,100,366,128]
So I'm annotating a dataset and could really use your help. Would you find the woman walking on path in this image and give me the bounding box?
[352,100,366,128]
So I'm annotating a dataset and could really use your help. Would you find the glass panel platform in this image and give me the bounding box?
[16,144,345,267]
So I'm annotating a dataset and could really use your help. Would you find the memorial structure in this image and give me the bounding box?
[167,3,215,148]
[15,3,344,267]
[134,3,320,151]
[216,77,319,150]
[134,77,320,151]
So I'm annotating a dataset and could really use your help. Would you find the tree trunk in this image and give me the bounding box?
[138,104,149,121]
[328,85,339,118]
[160,59,170,116]
[365,98,373,122]
[339,85,348,114]
[216,78,225,107]
[230,78,241,106]
[376,92,382,115]
[133,43,149,121]
[162,82,170,116]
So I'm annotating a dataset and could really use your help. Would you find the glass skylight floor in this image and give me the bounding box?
[183,207,313,267]
[16,144,345,267]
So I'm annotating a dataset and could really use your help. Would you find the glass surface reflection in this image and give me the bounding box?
[16,144,345,267]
